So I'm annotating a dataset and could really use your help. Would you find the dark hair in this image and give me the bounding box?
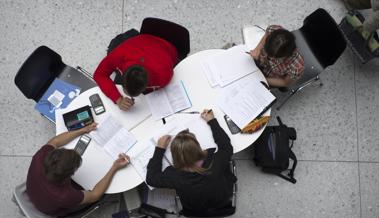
[122,65,148,97]
[264,29,296,58]
[43,149,82,183]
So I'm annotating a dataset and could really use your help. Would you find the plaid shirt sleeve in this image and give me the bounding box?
[287,52,305,80]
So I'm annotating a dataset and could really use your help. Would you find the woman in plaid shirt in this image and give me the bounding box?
[249,25,304,88]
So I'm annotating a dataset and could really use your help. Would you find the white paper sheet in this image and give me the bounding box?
[218,76,276,128]
[203,45,259,87]
[242,25,266,50]
[145,81,192,120]
[90,115,137,160]
[129,140,156,189]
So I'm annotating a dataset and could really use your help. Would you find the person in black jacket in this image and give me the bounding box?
[146,109,237,215]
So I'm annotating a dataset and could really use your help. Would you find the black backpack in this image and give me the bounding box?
[253,117,297,184]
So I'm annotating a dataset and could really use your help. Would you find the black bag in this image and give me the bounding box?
[138,203,175,218]
[107,28,140,54]
[253,116,297,184]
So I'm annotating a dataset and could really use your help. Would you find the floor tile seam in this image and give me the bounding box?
[0,154,32,158]
[352,54,362,218]
[233,158,379,164]
[121,0,125,32]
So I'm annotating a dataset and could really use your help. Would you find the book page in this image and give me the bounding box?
[205,45,259,87]
[145,89,174,120]
[90,115,137,160]
[130,140,156,189]
[218,76,276,128]
[165,81,192,112]
[145,81,191,120]
[243,25,266,50]
[103,128,137,160]
[90,115,122,146]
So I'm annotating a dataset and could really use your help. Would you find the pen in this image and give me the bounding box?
[245,51,250,55]
[177,111,200,114]
[207,109,213,114]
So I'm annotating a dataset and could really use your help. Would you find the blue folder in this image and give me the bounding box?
[35,78,81,122]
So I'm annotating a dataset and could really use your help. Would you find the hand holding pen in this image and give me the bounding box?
[201,109,214,122]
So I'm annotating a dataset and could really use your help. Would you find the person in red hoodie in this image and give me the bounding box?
[94,34,178,111]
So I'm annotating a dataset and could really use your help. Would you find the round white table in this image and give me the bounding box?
[169,49,270,153]
[55,49,270,193]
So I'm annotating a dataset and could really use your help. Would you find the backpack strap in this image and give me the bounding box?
[288,149,297,179]
[276,116,283,126]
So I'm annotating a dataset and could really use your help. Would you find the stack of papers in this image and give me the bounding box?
[218,76,276,129]
[202,45,259,87]
[145,81,192,120]
[35,78,80,122]
[90,115,137,160]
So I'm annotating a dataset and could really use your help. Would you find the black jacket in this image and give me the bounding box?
[146,119,237,213]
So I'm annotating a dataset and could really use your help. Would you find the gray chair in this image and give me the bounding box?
[174,160,237,218]
[13,182,122,218]
[276,8,347,110]
[13,182,54,218]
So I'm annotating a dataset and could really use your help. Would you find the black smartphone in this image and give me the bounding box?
[224,115,241,134]
[89,94,105,115]
[74,135,91,156]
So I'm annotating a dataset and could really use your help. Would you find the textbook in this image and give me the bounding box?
[90,115,137,160]
[145,81,192,120]
[35,78,81,122]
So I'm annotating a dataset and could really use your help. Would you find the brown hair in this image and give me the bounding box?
[171,130,208,174]
[43,149,82,183]
[264,29,296,58]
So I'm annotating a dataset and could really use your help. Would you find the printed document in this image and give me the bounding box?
[90,115,137,160]
[145,81,192,120]
[218,76,276,128]
[129,140,156,189]
[202,45,259,87]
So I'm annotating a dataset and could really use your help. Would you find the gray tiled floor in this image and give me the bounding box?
[1,0,379,217]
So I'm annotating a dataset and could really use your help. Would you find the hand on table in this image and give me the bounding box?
[81,122,97,134]
[112,153,130,170]
[157,135,171,149]
[201,109,214,122]
[116,97,135,111]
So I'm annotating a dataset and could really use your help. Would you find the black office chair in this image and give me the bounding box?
[140,17,190,61]
[276,8,347,110]
[175,160,237,218]
[14,46,96,103]
[14,46,96,121]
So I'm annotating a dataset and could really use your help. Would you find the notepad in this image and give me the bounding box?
[90,115,137,160]
[202,45,259,87]
[145,81,192,120]
[35,78,80,122]
[218,75,276,129]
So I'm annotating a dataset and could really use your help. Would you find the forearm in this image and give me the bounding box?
[47,128,86,148]
[89,167,117,201]
[208,119,232,154]
[146,148,171,187]
[266,77,292,88]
